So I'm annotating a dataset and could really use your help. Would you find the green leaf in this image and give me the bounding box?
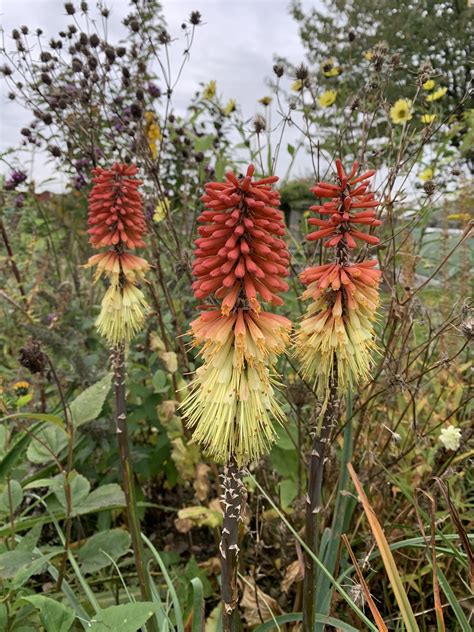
[70,374,112,427]
[191,577,204,632]
[87,603,159,632]
[12,550,60,589]
[287,143,295,156]
[22,595,75,632]
[152,370,167,393]
[51,471,91,510]
[26,425,68,465]
[278,479,298,509]
[0,422,44,478]
[74,484,125,516]
[78,529,131,574]
[193,134,214,152]
[0,480,23,514]
[0,550,42,579]
[253,613,359,632]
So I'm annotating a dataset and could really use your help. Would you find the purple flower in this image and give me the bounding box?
[74,158,90,170]
[144,201,155,221]
[5,169,27,191]
[148,82,161,98]
[74,172,87,189]
[14,194,25,208]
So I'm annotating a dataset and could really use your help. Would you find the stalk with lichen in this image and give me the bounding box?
[295,160,383,631]
[181,165,291,628]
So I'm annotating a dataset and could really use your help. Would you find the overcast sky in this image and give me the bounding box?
[0,0,318,190]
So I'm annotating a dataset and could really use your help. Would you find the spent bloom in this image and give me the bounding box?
[181,165,292,464]
[84,163,150,345]
[390,99,413,124]
[439,425,461,451]
[318,90,337,108]
[295,160,382,393]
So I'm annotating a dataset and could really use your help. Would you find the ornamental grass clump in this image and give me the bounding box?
[295,159,382,394]
[182,164,292,465]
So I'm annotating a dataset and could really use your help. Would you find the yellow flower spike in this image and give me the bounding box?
[203,80,216,99]
[96,279,149,345]
[390,99,413,124]
[144,111,161,159]
[318,90,337,107]
[426,86,447,101]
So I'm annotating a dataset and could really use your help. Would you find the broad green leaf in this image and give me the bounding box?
[0,480,23,514]
[152,370,167,393]
[51,471,91,510]
[74,484,125,515]
[87,603,159,632]
[278,479,298,509]
[70,374,112,427]
[78,528,131,574]
[22,595,75,632]
[12,550,60,589]
[0,550,42,579]
[26,425,68,465]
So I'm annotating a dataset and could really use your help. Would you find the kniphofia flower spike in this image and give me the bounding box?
[295,160,382,393]
[181,165,292,465]
[84,163,150,344]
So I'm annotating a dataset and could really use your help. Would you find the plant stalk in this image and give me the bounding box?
[112,344,155,621]
[303,365,340,632]
[220,456,245,632]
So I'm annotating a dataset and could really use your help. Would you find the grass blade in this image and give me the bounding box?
[347,463,420,632]
[190,576,204,632]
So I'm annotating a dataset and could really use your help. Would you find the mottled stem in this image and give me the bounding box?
[303,365,340,632]
[113,345,155,621]
[220,457,246,632]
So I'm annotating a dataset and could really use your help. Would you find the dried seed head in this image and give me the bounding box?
[190,11,202,25]
[252,114,266,133]
[89,33,100,47]
[64,2,75,15]
[295,63,309,80]
[273,64,284,78]
[423,180,436,196]
[19,340,48,374]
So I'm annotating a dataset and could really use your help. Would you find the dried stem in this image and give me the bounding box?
[303,365,340,632]
[220,456,246,632]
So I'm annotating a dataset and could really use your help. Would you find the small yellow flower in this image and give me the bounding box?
[258,96,272,106]
[203,80,216,99]
[318,90,337,108]
[144,111,161,159]
[420,114,436,124]
[363,50,374,61]
[422,79,435,90]
[447,213,471,222]
[291,79,303,92]
[223,99,236,116]
[418,167,434,182]
[153,199,168,223]
[390,99,412,124]
[13,381,29,397]
[321,59,341,77]
[426,86,447,102]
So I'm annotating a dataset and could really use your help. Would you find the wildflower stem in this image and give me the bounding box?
[112,344,155,618]
[220,456,245,632]
[303,365,340,632]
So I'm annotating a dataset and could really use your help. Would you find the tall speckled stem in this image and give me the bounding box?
[220,456,246,632]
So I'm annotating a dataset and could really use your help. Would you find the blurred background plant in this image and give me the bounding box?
[0,0,472,630]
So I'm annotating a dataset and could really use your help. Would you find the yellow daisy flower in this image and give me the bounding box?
[223,99,236,116]
[13,381,29,397]
[363,50,374,61]
[390,99,413,124]
[318,90,337,108]
[153,199,168,223]
[203,80,216,99]
[418,167,434,181]
[426,86,447,102]
[258,96,272,106]
[321,59,341,77]
[291,79,303,92]
[422,79,435,90]
[421,114,436,124]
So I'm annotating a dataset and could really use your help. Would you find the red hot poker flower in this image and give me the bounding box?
[307,159,381,249]
[87,163,147,249]
[192,164,290,314]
